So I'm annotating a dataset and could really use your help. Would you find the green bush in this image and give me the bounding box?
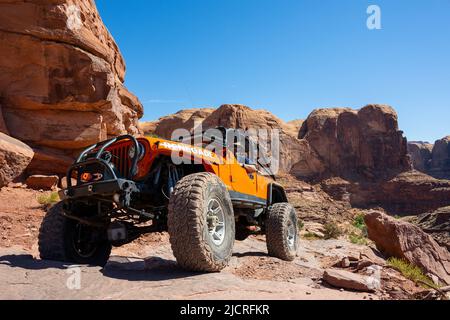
[37,192,60,206]
[349,232,368,245]
[353,213,365,230]
[387,257,438,288]
[352,213,368,236]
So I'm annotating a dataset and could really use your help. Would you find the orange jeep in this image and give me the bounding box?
[38,127,299,271]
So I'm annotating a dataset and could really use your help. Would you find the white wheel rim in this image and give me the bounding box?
[206,198,226,246]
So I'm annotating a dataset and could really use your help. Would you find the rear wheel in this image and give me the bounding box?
[265,203,298,261]
[38,202,111,266]
[168,172,235,272]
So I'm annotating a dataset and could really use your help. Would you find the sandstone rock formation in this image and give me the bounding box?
[321,171,450,215]
[0,133,34,188]
[299,105,412,182]
[365,211,450,285]
[408,137,450,180]
[0,0,143,175]
[415,206,450,250]
[140,108,214,138]
[285,119,304,138]
[377,171,450,214]
[408,141,433,172]
[430,136,450,179]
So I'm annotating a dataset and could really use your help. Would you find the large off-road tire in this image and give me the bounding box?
[266,203,298,261]
[38,202,112,266]
[168,172,235,272]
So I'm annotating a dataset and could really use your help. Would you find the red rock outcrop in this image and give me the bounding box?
[297,105,450,215]
[365,211,450,285]
[0,0,143,175]
[140,108,215,138]
[415,206,450,251]
[0,133,34,187]
[408,141,433,172]
[284,119,304,138]
[429,136,450,180]
[299,105,412,182]
[340,171,450,215]
[407,137,450,180]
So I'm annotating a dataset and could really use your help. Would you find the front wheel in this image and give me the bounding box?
[168,173,235,272]
[38,202,112,266]
[265,203,298,261]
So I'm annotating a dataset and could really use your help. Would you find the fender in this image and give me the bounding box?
[267,182,288,206]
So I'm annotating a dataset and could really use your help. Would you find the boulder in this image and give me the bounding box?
[26,175,59,190]
[322,269,378,292]
[0,0,143,175]
[299,105,412,181]
[365,211,450,285]
[0,133,34,187]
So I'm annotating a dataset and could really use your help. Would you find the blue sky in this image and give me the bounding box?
[96,0,450,142]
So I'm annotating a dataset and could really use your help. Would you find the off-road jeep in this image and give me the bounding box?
[38,127,299,272]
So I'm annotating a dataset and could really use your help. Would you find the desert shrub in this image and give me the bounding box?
[387,257,438,289]
[302,232,321,240]
[353,213,365,229]
[323,222,342,240]
[349,232,368,245]
[37,192,60,206]
[298,220,304,230]
[352,213,368,236]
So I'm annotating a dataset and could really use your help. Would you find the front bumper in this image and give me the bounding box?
[59,179,139,201]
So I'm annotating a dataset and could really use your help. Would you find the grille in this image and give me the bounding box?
[108,143,131,178]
